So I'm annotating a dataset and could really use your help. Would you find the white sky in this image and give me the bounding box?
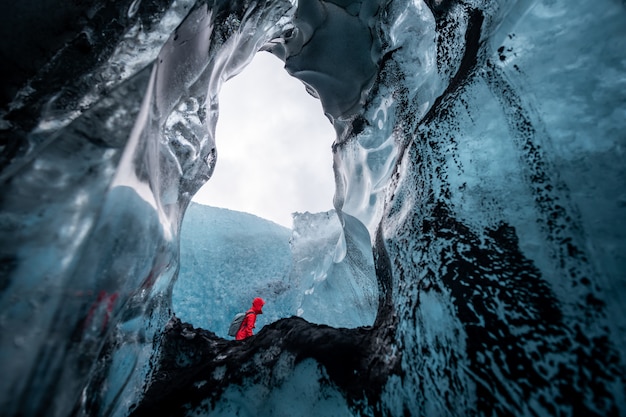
[192,52,336,228]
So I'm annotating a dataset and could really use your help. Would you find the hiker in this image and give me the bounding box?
[235,297,265,340]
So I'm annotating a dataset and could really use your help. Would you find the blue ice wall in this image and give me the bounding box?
[172,204,295,336]
[173,204,377,335]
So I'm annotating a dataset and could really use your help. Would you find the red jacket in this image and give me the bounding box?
[235,297,265,340]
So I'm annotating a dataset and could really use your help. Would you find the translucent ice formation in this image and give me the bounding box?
[0,0,624,416]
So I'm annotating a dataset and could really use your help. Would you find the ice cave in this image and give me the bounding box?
[0,0,625,416]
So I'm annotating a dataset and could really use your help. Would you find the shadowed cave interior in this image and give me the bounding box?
[0,1,625,417]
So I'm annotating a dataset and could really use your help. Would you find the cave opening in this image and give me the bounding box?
[171,51,377,338]
[191,51,336,229]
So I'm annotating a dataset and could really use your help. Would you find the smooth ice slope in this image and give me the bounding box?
[173,204,377,335]
[173,204,294,335]
[0,0,625,416]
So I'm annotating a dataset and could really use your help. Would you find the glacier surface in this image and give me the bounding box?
[0,0,625,416]
[172,203,377,334]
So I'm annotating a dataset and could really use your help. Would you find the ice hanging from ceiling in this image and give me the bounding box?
[0,0,625,416]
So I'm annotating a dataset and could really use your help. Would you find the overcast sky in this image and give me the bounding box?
[192,52,336,228]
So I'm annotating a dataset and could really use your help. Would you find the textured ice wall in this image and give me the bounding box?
[0,0,625,416]
[374,1,626,414]
[1,0,299,415]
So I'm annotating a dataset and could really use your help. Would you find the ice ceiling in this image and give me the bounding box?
[0,0,625,416]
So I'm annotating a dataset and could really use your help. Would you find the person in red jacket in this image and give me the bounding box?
[235,297,265,340]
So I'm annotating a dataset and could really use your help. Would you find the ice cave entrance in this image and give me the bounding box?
[192,51,336,229]
[172,52,378,338]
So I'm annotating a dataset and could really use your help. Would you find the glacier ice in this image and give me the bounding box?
[172,204,377,334]
[0,0,625,416]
